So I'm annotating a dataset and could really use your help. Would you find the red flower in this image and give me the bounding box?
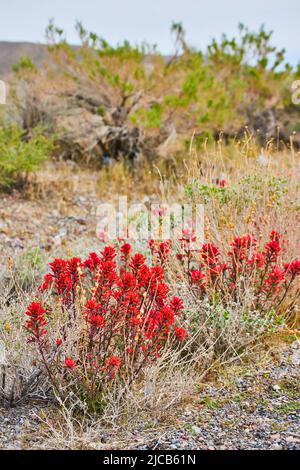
[56,338,62,346]
[208,263,227,277]
[174,327,187,341]
[120,243,132,257]
[248,251,265,268]
[284,259,300,278]
[120,272,137,291]
[229,234,256,262]
[100,260,118,284]
[264,266,285,291]
[89,315,105,328]
[24,302,48,343]
[160,305,175,326]
[270,231,281,242]
[170,296,184,314]
[156,241,172,264]
[151,282,169,304]
[201,243,220,264]
[150,266,165,282]
[218,179,227,187]
[83,252,101,271]
[39,273,53,291]
[25,301,47,319]
[65,357,77,369]
[39,257,83,304]
[84,299,103,313]
[101,246,117,262]
[191,269,206,286]
[107,355,122,368]
[130,253,146,270]
[265,240,281,262]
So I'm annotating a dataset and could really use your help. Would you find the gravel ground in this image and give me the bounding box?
[0,340,299,450]
[0,192,99,257]
[134,341,300,450]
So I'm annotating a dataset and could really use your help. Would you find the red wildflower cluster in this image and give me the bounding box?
[191,269,206,287]
[65,357,77,369]
[284,259,300,278]
[265,231,282,263]
[25,302,48,344]
[264,266,285,291]
[178,230,299,312]
[39,257,83,305]
[218,179,227,188]
[229,234,257,262]
[25,244,186,396]
[107,355,122,368]
[149,239,172,266]
[174,327,188,341]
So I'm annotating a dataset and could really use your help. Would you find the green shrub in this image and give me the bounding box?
[0,125,54,188]
[12,56,37,73]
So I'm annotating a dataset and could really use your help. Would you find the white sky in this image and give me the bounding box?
[0,0,299,64]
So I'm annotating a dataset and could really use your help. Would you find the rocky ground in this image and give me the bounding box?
[0,338,299,450]
[0,167,100,262]
[135,340,300,450]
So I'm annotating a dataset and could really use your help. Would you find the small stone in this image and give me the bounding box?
[76,218,86,225]
[235,378,243,387]
[270,434,280,441]
[286,436,299,443]
[271,443,283,450]
[191,425,202,435]
[272,384,281,392]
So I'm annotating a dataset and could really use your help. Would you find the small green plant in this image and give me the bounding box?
[12,56,38,73]
[0,125,54,188]
[132,103,163,129]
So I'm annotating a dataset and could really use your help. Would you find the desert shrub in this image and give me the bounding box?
[0,125,54,188]
[12,55,38,73]
[23,244,186,411]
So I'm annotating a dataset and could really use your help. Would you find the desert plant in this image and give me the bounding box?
[176,230,300,320]
[24,244,186,411]
[0,124,54,188]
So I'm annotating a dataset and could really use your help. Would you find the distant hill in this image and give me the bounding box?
[0,41,48,76]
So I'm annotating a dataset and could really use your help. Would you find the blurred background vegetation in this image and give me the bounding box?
[0,21,299,189]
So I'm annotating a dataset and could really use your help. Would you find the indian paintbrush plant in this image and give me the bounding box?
[24,232,299,411]
[24,244,186,411]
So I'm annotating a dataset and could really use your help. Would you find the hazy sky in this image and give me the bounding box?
[0,0,299,64]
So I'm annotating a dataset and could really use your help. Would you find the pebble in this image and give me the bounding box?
[271,443,283,450]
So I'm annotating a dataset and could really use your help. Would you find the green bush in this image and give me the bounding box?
[12,56,38,73]
[0,125,54,188]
